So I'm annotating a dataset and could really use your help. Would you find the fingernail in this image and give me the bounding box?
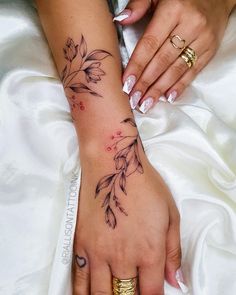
[159,95,167,102]
[167,90,178,103]
[130,91,142,110]
[123,75,136,94]
[113,9,131,22]
[175,268,189,294]
[139,97,154,114]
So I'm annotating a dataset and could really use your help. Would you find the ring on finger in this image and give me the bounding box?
[169,35,186,50]
[180,46,197,68]
[113,276,137,295]
[184,47,197,65]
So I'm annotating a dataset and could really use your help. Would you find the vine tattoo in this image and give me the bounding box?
[95,118,144,229]
[61,35,112,116]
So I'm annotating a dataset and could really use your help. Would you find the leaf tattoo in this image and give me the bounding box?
[95,118,144,229]
[61,35,112,98]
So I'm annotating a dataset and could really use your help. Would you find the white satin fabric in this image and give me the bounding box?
[0,1,236,294]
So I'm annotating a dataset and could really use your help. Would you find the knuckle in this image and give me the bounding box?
[139,78,151,89]
[173,63,186,76]
[142,34,160,51]
[167,246,182,264]
[158,51,171,67]
[193,12,208,31]
[74,268,89,281]
[141,251,163,266]
[132,59,144,73]
[173,0,185,15]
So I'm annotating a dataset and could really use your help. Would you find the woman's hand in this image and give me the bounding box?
[73,142,185,294]
[114,0,235,112]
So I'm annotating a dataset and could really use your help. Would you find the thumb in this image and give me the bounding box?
[113,0,152,25]
[165,218,189,293]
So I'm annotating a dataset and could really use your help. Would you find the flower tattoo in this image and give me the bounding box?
[95,118,144,229]
[61,35,112,98]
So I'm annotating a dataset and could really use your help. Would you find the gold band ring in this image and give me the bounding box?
[170,35,186,50]
[180,46,197,68]
[113,277,137,295]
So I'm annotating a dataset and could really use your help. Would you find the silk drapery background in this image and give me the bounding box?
[0,1,235,294]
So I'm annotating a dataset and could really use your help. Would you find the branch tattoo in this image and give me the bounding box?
[61,35,112,116]
[95,118,144,229]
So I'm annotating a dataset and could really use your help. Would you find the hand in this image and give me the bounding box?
[114,0,234,112]
[72,138,185,294]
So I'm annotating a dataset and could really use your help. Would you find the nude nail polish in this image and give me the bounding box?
[122,75,136,94]
[113,9,131,22]
[167,90,178,103]
[139,97,154,114]
[130,91,142,110]
[175,268,189,294]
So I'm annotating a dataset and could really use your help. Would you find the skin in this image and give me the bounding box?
[36,0,182,294]
[117,0,236,108]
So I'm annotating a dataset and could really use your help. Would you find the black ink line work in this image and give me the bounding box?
[75,255,87,268]
[61,35,112,98]
[95,118,144,229]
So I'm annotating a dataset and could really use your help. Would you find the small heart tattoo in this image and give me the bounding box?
[75,255,87,268]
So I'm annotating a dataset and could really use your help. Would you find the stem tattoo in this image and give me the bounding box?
[61,35,112,116]
[95,118,144,229]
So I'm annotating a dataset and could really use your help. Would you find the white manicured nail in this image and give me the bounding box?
[123,75,136,94]
[113,9,131,22]
[176,268,189,294]
[167,90,178,103]
[139,97,154,114]
[159,95,167,102]
[113,14,130,22]
[130,91,142,110]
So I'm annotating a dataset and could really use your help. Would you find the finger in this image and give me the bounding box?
[138,243,166,294]
[90,259,112,294]
[138,38,207,110]
[130,25,197,107]
[110,258,138,293]
[166,50,214,102]
[122,2,178,94]
[165,208,182,290]
[113,0,151,25]
[73,251,90,295]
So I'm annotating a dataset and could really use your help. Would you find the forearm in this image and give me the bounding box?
[36,0,135,162]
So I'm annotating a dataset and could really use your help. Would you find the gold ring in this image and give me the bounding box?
[180,46,197,68]
[184,47,197,65]
[113,277,137,295]
[170,35,186,50]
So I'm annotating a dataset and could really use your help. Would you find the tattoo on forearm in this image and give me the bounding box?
[61,35,112,117]
[75,255,87,268]
[95,118,144,229]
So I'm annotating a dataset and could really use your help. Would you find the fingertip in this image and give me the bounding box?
[113,9,132,23]
[113,1,150,25]
[175,268,189,293]
[165,266,189,293]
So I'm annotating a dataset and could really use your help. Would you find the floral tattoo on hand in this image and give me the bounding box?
[95,118,144,229]
[61,35,112,115]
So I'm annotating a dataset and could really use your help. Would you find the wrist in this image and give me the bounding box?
[78,119,147,171]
